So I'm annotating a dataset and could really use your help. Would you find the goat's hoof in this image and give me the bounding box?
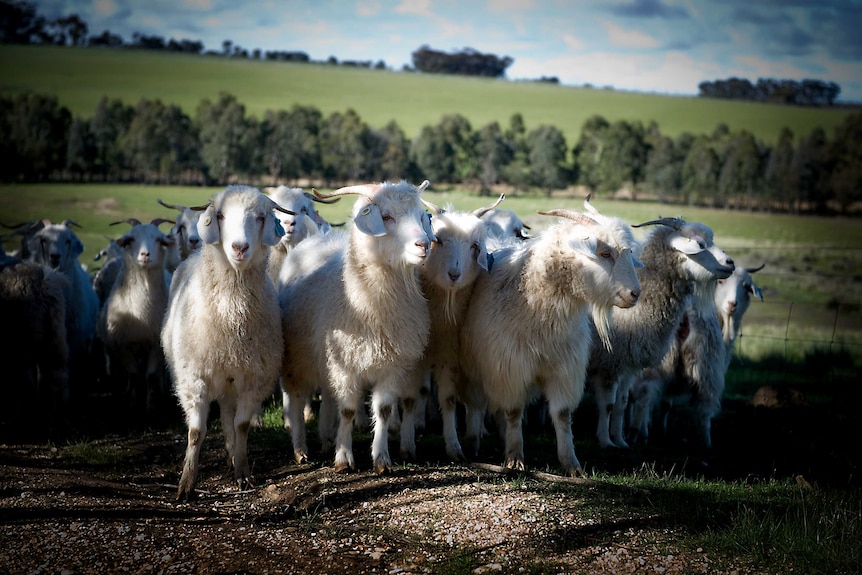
[333,461,353,473]
[294,452,309,465]
[374,462,392,475]
[504,459,526,472]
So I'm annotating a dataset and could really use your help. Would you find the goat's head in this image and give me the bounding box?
[110,218,176,270]
[266,186,340,248]
[159,199,203,259]
[195,185,295,271]
[634,217,735,283]
[26,220,84,271]
[314,180,436,268]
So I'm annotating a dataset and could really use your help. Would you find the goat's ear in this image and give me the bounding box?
[262,210,284,247]
[669,233,705,255]
[749,283,764,301]
[353,204,386,237]
[71,235,84,257]
[475,240,490,272]
[570,234,598,260]
[197,204,220,245]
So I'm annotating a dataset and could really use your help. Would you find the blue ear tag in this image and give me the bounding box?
[274,219,285,237]
[486,252,495,272]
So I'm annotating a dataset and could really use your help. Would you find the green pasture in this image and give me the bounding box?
[0,44,855,146]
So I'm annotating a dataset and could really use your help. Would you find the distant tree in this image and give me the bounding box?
[594,120,648,198]
[716,130,763,209]
[89,96,134,180]
[222,40,231,55]
[88,29,123,47]
[318,109,371,182]
[572,114,610,193]
[501,113,530,190]
[411,125,455,184]
[195,92,254,184]
[792,127,829,213]
[260,105,322,182]
[65,116,95,179]
[0,0,45,44]
[2,92,70,180]
[828,112,862,213]
[475,121,512,195]
[121,99,199,183]
[527,124,569,196]
[644,134,681,202]
[438,114,476,182]
[368,120,413,182]
[132,32,165,50]
[763,127,796,211]
[411,45,513,78]
[680,135,719,205]
[45,14,87,46]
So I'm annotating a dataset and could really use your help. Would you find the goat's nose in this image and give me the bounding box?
[189,238,200,249]
[630,289,640,300]
[725,256,735,268]
[448,270,461,282]
[232,241,249,255]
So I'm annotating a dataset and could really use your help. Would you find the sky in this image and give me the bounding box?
[37,0,862,102]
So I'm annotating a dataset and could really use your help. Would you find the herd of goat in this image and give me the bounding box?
[0,180,766,499]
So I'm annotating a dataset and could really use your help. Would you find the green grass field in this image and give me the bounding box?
[0,44,856,145]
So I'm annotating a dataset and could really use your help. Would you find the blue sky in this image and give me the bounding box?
[38,0,862,102]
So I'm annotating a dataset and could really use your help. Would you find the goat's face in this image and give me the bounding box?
[118,224,174,270]
[671,223,734,283]
[715,268,762,319]
[173,209,202,260]
[353,188,435,268]
[28,224,83,271]
[199,186,285,272]
[481,209,530,241]
[424,213,488,291]
[269,188,317,248]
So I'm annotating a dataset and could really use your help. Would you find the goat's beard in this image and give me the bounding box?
[591,303,614,352]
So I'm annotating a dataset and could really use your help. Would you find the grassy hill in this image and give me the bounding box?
[0,44,855,146]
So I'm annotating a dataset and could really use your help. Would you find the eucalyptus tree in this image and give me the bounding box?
[828,111,862,214]
[681,135,720,205]
[2,92,70,180]
[572,114,610,193]
[527,124,569,196]
[121,99,198,183]
[318,108,371,183]
[717,130,763,209]
[764,127,796,211]
[475,121,512,195]
[195,92,254,184]
[261,104,322,183]
[89,96,134,180]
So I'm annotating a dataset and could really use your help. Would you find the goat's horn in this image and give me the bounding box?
[63,219,82,228]
[469,193,506,219]
[421,198,444,215]
[633,217,683,229]
[0,220,32,230]
[157,198,186,211]
[538,209,598,227]
[150,218,175,228]
[109,218,142,227]
[583,193,601,216]
[314,184,382,200]
[417,179,431,192]
[273,204,297,216]
[304,191,341,205]
[189,202,212,212]
[747,264,765,274]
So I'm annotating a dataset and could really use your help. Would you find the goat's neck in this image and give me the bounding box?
[521,234,590,323]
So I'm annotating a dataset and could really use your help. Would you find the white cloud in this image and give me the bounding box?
[357,0,381,17]
[562,33,584,50]
[94,0,117,17]
[394,0,434,17]
[487,0,532,12]
[602,20,660,49]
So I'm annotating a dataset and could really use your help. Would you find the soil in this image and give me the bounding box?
[0,387,857,575]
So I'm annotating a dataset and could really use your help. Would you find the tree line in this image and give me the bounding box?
[1,90,860,214]
[698,77,842,107]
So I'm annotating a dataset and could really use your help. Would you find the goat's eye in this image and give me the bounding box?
[300,207,308,214]
[216,211,224,221]
[256,214,266,223]
[697,241,707,249]
[472,242,481,253]
[382,214,394,222]
[717,279,725,285]
[600,250,612,259]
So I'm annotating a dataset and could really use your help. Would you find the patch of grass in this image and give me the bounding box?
[1,44,854,145]
[61,439,138,467]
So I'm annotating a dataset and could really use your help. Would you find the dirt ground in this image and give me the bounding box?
[0,386,857,575]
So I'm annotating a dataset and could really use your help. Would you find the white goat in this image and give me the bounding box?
[715,264,765,367]
[264,185,340,284]
[25,219,100,366]
[479,207,531,252]
[587,217,735,450]
[98,218,175,414]
[278,179,436,474]
[157,198,203,272]
[459,198,642,475]
[162,185,292,499]
[398,194,502,461]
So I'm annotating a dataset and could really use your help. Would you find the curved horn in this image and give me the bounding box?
[150,218,176,228]
[583,193,601,216]
[109,218,142,227]
[273,204,297,216]
[0,220,34,230]
[632,216,683,230]
[62,219,82,228]
[189,201,212,212]
[304,191,341,205]
[746,264,765,274]
[469,193,506,219]
[538,209,598,227]
[157,198,186,211]
[417,179,431,192]
[313,184,382,200]
[421,198,443,215]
